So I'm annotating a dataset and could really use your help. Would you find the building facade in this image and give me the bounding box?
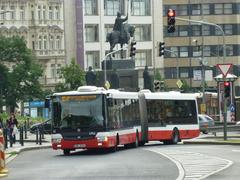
[64,0,164,89]
[163,0,240,95]
[0,0,65,89]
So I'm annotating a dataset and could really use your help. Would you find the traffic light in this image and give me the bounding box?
[224,81,230,98]
[167,9,176,33]
[159,42,165,57]
[130,41,137,57]
[154,80,160,92]
[160,81,165,90]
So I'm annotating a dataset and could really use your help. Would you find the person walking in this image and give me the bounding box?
[6,114,18,144]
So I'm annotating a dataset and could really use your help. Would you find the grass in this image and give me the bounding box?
[7,151,19,157]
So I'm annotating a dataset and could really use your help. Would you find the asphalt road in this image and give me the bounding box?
[5,145,179,180]
[5,143,240,180]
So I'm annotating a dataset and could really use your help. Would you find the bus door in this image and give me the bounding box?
[138,92,148,143]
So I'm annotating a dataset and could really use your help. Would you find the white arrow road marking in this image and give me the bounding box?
[145,148,233,180]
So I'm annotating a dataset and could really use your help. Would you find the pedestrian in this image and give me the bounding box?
[6,113,18,144]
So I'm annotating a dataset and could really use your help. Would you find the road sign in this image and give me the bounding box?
[176,80,183,89]
[216,64,232,77]
[230,104,235,112]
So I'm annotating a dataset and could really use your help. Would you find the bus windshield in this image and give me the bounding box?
[52,94,105,131]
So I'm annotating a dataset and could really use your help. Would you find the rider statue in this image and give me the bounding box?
[113,12,128,42]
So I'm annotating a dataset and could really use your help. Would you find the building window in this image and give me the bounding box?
[203,46,211,57]
[43,6,46,20]
[86,51,100,69]
[179,26,188,36]
[10,6,16,20]
[192,25,201,36]
[215,25,223,35]
[38,6,41,20]
[224,24,233,35]
[49,36,54,49]
[179,47,188,57]
[202,4,210,15]
[192,4,201,15]
[38,36,42,50]
[85,24,99,42]
[165,68,177,79]
[226,45,233,56]
[134,24,151,41]
[135,50,152,67]
[224,4,233,14]
[20,6,25,20]
[178,5,188,16]
[193,46,201,57]
[202,25,210,36]
[131,0,151,16]
[56,36,61,49]
[104,0,124,16]
[180,67,189,78]
[43,36,47,50]
[49,6,53,20]
[0,6,6,20]
[215,4,233,14]
[51,64,61,78]
[85,0,98,15]
[55,6,60,20]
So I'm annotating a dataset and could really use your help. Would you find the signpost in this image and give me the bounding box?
[214,64,237,140]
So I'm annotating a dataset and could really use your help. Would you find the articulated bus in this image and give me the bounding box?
[50,86,199,155]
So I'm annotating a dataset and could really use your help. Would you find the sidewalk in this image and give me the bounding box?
[4,132,51,164]
[183,131,240,145]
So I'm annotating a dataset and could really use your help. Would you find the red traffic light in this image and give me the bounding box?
[224,81,230,87]
[167,9,176,17]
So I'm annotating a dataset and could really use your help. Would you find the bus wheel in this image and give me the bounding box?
[63,149,70,155]
[171,129,180,144]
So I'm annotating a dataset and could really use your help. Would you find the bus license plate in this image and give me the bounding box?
[74,144,86,148]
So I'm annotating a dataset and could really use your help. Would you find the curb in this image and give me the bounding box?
[183,140,240,145]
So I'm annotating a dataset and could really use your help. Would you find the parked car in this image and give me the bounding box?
[198,114,215,134]
[30,119,52,134]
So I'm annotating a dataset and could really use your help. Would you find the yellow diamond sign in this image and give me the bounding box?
[176,80,183,89]
[104,81,111,90]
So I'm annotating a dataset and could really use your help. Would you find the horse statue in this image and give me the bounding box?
[106,23,135,59]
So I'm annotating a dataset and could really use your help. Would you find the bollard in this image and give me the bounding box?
[36,128,39,144]
[24,121,27,139]
[3,129,7,149]
[39,128,42,145]
[0,129,8,177]
[20,127,24,146]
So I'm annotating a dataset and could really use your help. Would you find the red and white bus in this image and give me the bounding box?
[49,86,199,155]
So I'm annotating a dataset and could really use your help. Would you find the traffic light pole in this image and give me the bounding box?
[175,17,227,140]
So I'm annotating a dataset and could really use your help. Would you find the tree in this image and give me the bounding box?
[0,36,43,112]
[55,58,85,92]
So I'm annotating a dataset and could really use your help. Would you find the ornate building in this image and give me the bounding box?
[0,0,65,89]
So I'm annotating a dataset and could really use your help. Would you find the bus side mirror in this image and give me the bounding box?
[45,98,50,108]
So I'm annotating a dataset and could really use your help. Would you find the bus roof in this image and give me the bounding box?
[144,91,197,100]
[53,86,138,99]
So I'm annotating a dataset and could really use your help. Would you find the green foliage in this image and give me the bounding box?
[180,79,191,92]
[0,36,43,111]
[154,70,163,81]
[55,58,85,92]
[0,112,46,127]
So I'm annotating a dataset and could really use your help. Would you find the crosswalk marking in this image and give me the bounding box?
[145,148,233,180]
[232,149,240,152]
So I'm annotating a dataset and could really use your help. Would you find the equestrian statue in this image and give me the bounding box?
[106,12,135,59]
